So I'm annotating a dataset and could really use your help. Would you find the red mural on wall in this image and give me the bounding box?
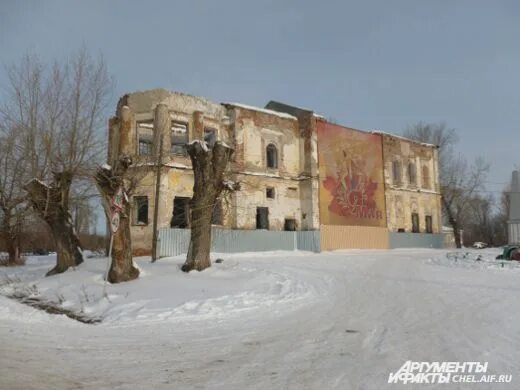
[322,174,383,220]
[317,121,386,227]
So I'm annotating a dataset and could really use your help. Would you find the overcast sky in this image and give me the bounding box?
[1,0,519,201]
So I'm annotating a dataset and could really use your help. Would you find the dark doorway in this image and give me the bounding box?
[171,197,190,228]
[284,218,296,231]
[134,196,149,225]
[256,207,269,230]
[425,216,433,233]
[411,213,420,233]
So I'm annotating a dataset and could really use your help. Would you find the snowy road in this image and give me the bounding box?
[1,249,519,389]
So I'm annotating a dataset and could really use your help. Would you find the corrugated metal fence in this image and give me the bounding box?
[389,232,445,249]
[159,228,320,257]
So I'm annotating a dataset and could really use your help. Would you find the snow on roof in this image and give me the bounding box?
[223,102,297,121]
[24,178,49,188]
[371,130,438,148]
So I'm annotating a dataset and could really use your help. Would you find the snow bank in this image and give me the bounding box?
[426,248,520,271]
[0,252,323,326]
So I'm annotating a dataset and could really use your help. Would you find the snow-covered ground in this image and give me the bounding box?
[1,248,519,389]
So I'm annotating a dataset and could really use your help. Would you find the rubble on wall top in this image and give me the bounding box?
[222,102,297,120]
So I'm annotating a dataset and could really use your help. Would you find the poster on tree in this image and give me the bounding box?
[317,121,387,227]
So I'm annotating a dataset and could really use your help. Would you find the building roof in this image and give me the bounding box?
[371,130,439,149]
[265,100,325,119]
[222,102,297,120]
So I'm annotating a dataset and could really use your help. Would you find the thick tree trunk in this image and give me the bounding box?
[46,216,83,276]
[106,201,139,283]
[2,214,21,265]
[442,198,462,249]
[442,196,463,249]
[5,233,21,266]
[95,156,139,283]
[185,206,213,271]
[24,172,84,276]
[6,242,19,265]
[451,219,462,249]
[182,141,233,272]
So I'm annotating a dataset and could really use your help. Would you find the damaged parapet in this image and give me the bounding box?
[508,170,520,244]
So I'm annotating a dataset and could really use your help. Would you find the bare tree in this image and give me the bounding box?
[1,50,113,275]
[464,193,495,245]
[482,185,512,247]
[440,155,490,248]
[182,141,234,272]
[0,126,27,265]
[403,122,489,248]
[403,121,458,175]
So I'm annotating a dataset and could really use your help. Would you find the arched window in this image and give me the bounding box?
[408,162,417,185]
[392,160,401,184]
[422,165,431,189]
[266,143,278,169]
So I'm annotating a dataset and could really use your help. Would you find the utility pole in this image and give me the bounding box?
[151,135,163,262]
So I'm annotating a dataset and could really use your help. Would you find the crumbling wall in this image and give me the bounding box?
[228,105,308,231]
[110,90,233,255]
[381,134,442,234]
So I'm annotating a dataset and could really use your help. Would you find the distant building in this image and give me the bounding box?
[508,170,520,244]
[107,89,443,255]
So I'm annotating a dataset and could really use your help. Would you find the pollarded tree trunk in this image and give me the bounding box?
[108,201,138,283]
[182,141,233,272]
[24,172,84,276]
[95,156,139,283]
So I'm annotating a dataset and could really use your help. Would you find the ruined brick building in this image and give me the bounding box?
[107,89,442,255]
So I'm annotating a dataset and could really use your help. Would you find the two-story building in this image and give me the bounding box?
[107,89,443,255]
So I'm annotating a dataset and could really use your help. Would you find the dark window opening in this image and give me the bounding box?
[138,140,152,156]
[266,187,275,199]
[171,197,190,228]
[211,200,223,225]
[392,160,401,184]
[425,216,433,234]
[204,128,217,148]
[412,213,420,233]
[137,120,154,156]
[134,196,148,225]
[397,228,405,233]
[256,207,269,230]
[422,166,431,189]
[284,218,296,231]
[171,121,188,156]
[266,144,278,169]
[408,162,417,185]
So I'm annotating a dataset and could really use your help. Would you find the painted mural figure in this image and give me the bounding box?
[318,123,386,227]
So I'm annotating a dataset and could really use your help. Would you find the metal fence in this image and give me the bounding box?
[159,227,320,257]
[389,232,445,249]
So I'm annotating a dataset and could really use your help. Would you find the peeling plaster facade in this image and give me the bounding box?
[108,90,320,255]
[376,132,442,235]
[107,89,443,254]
